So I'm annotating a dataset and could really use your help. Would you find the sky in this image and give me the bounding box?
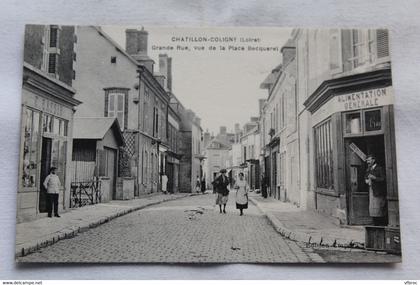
[102,26,292,135]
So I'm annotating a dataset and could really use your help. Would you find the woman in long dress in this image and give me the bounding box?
[234,172,249,216]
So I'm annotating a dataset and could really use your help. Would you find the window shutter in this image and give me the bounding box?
[124,92,128,129]
[376,29,389,59]
[104,91,109,117]
[341,29,353,72]
[329,29,343,74]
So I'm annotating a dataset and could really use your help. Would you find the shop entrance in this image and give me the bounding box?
[39,137,52,213]
[345,135,386,225]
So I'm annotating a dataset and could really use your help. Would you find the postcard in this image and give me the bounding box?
[15,25,401,263]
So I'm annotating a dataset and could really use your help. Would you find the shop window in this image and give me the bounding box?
[344,108,383,136]
[314,119,334,190]
[365,109,382,132]
[22,108,40,188]
[345,112,362,135]
[42,114,53,133]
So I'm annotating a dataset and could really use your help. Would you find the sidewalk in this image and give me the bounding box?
[249,193,365,249]
[15,193,192,258]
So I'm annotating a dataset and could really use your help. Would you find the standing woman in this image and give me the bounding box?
[234,172,249,216]
[214,169,230,213]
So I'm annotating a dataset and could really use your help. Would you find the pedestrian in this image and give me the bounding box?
[234,172,249,216]
[364,154,387,226]
[161,173,168,194]
[214,169,230,214]
[43,166,61,218]
[201,177,206,194]
[195,175,201,193]
[261,173,268,198]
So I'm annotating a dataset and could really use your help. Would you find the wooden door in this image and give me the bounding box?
[346,138,372,225]
[167,163,174,193]
[105,148,117,200]
[39,137,52,213]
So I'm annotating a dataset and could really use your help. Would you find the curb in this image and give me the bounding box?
[249,197,364,250]
[16,194,194,259]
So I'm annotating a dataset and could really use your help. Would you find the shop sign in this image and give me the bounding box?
[312,87,394,126]
[337,87,393,111]
[349,143,367,161]
[34,95,64,117]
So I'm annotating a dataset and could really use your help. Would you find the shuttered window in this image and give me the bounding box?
[49,26,58,48]
[376,29,390,59]
[48,53,57,74]
[104,89,128,130]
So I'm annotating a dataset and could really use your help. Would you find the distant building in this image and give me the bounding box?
[203,138,231,189]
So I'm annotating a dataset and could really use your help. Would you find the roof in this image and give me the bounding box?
[73,117,124,145]
[260,64,282,89]
[94,27,140,67]
[206,138,231,150]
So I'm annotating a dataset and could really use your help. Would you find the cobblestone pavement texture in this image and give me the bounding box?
[15,193,189,257]
[17,192,324,263]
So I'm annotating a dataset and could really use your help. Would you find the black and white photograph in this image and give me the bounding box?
[15,25,402,263]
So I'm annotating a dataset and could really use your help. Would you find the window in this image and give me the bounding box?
[314,119,334,189]
[153,107,159,137]
[48,53,58,74]
[345,112,362,135]
[111,56,117,63]
[343,108,383,136]
[49,26,58,48]
[365,109,382,132]
[22,108,40,188]
[105,90,128,130]
[42,25,60,75]
[348,29,389,69]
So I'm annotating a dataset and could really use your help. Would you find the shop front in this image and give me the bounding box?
[18,63,81,222]
[304,69,400,253]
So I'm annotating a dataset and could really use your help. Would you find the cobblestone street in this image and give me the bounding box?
[17,192,323,263]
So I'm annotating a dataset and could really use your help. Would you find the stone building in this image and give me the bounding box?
[18,25,81,222]
[203,137,231,189]
[72,26,172,198]
[239,118,261,191]
[260,39,299,204]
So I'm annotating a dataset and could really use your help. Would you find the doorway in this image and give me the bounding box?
[345,135,386,225]
[39,137,52,213]
[104,147,117,200]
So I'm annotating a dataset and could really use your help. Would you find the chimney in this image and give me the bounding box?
[137,27,148,55]
[203,130,211,148]
[159,54,173,91]
[125,29,138,55]
[234,123,240,133]
[281,39,296,67]
[125,27,154,73]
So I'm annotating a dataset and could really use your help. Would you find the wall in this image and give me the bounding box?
[73,26,139,128]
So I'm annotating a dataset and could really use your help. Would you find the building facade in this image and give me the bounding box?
[18,25,81,222]
[73,26,173,198]
[203,138,231,189]
[260,39,299,204]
